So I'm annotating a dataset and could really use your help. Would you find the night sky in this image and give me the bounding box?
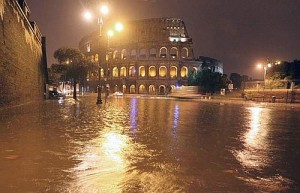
[26,0,300,79]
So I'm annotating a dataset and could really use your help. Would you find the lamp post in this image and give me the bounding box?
[105,23,124,90]
[257,62,272,81]
[84,5,109,104]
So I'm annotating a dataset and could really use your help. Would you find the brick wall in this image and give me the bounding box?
[0,0,46,107]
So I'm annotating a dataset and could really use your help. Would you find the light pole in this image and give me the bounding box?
[84,5,109,104]
[105,24,124,91]
[257,62,272,81]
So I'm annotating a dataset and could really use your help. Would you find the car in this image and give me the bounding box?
[113,91,123,96]
[49,91,65,99]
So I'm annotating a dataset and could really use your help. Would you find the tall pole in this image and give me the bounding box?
[96,16,104,104]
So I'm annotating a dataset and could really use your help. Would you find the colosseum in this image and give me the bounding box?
[79,18,221,95]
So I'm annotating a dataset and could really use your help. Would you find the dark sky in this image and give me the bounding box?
[26,0,300,79]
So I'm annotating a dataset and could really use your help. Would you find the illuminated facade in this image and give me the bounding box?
[79,18,202,94]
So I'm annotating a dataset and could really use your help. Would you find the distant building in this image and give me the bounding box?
[0,0,47,107]
[79,18,203,95]
[197,56,224,74]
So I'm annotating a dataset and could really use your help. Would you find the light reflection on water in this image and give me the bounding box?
[0,97,299,193]
[233,106,294,192]
[236,107,271,168]
[69,131,130,193]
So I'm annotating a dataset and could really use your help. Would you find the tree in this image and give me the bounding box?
[230,73,242,89]
[188,69,227,94]
[53,47,90,100]
[265,73,284,90]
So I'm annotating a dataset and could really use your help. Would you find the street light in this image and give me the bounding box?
[257,62,272,81]
[84,5,109,104]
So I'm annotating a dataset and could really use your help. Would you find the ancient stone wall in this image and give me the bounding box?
[0,0,45,107]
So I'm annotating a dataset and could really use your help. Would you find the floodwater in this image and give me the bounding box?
[0,96,299,193]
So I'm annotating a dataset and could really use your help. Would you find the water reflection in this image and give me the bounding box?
[234,106,292,191]
[130,97,138,133]
[1,97,299,192]
[70,130,130,193]
[236,107,271,168]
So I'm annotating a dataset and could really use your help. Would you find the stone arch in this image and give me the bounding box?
[139,48,147,58]
[139,66,146,77]
[150,48,157,58]
[181,66,188,78]
[149,66,156,77]
[130,85,136,94]
[170,85,176,93]
[122,85,126,93]
[100,68,104,78]
[131,49,137,59]
[121,49,128,60]
[170,47,178,58]
[159,66,167,77]
[159,85,166,95]
[113,50,120,60]
[170,66,177,78]
[139,84,146,94]
[149,85,156,95]
[192,67,198,74]
[159,47,167,58]
[181,47,189,58]
[129,66,136,77]
[112,67,119,77]
[120,67,127,77]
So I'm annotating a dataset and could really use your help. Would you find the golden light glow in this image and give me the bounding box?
[83,11,92,21]
[103,132,127,163]
[115,22,124,32]
[100,5,109,15]
[267,63,272,68]
[107,30,114,37]
[257,63,263,69]
[235,107,271,169]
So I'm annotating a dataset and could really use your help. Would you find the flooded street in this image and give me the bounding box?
[0,96,300,193]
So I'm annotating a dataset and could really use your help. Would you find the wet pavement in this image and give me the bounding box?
[0,95,300,193]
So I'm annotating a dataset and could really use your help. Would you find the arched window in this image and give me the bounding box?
[159,66,167,77]
[130,85,136,94]
[149,66,156,77]
[181,66,188,78]
[121,49,128,60]
[91,55,95,62]
[170,47,178,58]
[139,66,145,77]
[122,85,126,93]
[159,47,167,58]
[170,66,177,78]
[100,68,104,78]
[149,85,156,95]
[139,48,147,59]
[192,67,198,74]
[113,67,119,77]
[159,85,166,95]
[113,50,120,60]
[131,49,137,59]
[95,54,99,62]
[129,66,136,77]
[181,47,189,58]
[139,84,146,94]
[150,48,156,58]
[120,67,127,77]
[170,85,176,93]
